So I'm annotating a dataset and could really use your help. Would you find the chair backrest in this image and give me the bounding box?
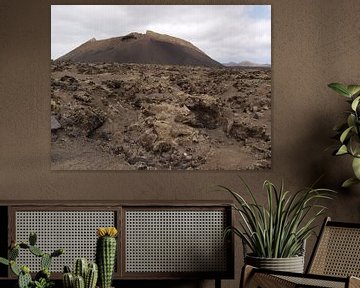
[307,217,360,277]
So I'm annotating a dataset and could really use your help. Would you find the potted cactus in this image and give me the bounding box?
[0,232,64,288]
[96,227,118,288]
[62,258,98,288]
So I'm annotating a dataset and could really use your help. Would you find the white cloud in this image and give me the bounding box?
[51,5,271,64]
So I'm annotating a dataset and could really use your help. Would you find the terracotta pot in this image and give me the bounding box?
[245,254,305,273]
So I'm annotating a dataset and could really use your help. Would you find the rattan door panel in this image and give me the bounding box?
[12,208,116,273]
[122,207,233,279]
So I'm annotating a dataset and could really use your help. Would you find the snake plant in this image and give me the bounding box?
[328,83,360,187]
[221,179,334,258]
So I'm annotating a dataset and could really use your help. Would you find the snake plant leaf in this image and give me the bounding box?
[328,83,351,97]
[351,96,360,111]
[221,180,335,258]
[352,157,360,179]
[336,144,348,155]
[340,126,353,143]
[342,177,360,188]
[347,85,360,97]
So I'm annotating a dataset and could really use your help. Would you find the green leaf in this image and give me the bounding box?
[29,232,37,246]
[222,179,335,258]
[0,257,9,266]
[336,144,348,155]
[8,247,19,261]
[29,246,44,257]
[10,261,20,276]
[328,83,351,97]
[352,96,360,111]
[347,114,356,128]
[349,135,360,156]
[340,126,353,143]
[347,85,360,97]
[352,157,360,179]
[342,177,360,188]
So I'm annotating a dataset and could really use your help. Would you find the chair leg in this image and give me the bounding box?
[240,265,296,288]
[240,265,255,288]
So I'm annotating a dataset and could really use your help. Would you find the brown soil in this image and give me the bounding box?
[51,61,271,170]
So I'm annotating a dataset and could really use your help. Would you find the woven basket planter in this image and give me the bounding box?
[245,254,305,273]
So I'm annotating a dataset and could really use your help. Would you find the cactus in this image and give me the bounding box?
[10,260,20,276]
[51,248,64,257]
[85,263,98,288]
[29,232,37,246]
[63,260,98,288]
[96,227,118,288]
[0,232,64,288]
[0,257,9,266]
[41,253,52,270]
[29,245,44,257]
[18,270,32,288]
[35,268,50,281]
[63,272,74,288]
[9,246,19,260]
[74,258,88,279]
[19,243,30,249]
[74,275,85,288]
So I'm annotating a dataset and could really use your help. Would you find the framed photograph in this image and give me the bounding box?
[51,5,271,170]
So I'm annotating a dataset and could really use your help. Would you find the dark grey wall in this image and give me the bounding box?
[1,1,360,287]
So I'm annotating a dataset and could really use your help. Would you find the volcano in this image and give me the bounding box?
[57,30,222,67]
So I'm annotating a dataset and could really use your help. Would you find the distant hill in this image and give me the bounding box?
[223,61,271,68]
[57,30,223,67]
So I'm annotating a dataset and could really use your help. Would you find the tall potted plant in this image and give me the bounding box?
[328,83,360,187]
[221,179,334,273]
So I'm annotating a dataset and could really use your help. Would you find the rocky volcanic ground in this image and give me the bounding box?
[51,61,271,170]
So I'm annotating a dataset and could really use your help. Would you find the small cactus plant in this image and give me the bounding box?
[62,259,98,288]
[96,227,118,288]
[0,232,63,288]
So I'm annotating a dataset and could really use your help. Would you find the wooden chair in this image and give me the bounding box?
[241,217,360,288]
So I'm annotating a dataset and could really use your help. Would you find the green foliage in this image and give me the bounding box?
[96,236,117,288]
[74,275,85,288]
[221,178,335,258]
[0,257,9,266]
[63,259,98,288]
[19,271,32,288]
[85,262,98,288]
[0,232,64,288]
[40,254,52,270]
[29,246,44,257]
[29,233,37,246]
[329,82,360,187]
[74,258,88,279]
[32,278,54,288]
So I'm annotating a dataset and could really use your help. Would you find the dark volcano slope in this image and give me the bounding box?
[58,31,222,67]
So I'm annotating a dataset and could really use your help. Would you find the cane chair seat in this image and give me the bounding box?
[241,218,360,288]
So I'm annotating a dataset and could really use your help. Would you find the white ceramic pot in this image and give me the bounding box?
[245,254,305,273]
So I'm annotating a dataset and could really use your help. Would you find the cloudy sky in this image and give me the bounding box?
[51,5,271,64]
